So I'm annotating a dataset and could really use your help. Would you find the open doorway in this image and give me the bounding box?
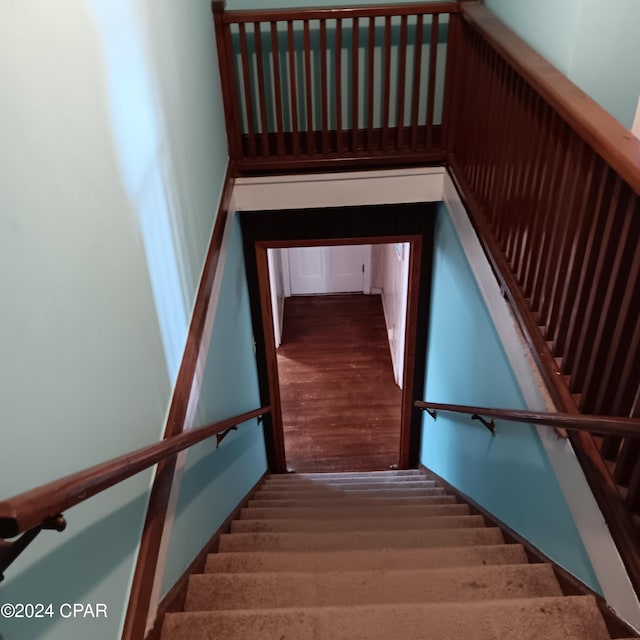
[240,202,437,474]
[267,243,411,472]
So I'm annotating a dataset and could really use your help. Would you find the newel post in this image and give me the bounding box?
[212,0,242,163]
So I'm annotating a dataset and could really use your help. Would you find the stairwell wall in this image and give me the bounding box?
[420,200,601,591]
[0,1,229,638]
[484,0,640,129]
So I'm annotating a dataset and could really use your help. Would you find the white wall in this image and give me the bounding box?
[268,248,287,347]
[0,1,228,638]
[371,243,410,387]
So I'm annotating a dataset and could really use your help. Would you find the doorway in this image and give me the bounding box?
[269,241,410,472]
[240,203,437,474]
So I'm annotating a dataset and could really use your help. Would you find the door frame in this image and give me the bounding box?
[240,203,436,473]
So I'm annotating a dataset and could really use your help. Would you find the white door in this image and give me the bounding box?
[288,245,367,295]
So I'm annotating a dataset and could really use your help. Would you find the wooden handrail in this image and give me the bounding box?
[217,2,461,23]
[415,401,640,437]
[460,3,640,195]
[0,406,270,539]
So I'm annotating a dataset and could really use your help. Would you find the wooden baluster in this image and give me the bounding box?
[351,17,360,152]
[581,190,637,413]
[303,20,314,154]
[270,21,285,156]
[614,438,640,485]
[253,22,270,157]
[381,16,391,151]
[336,19,344,154]
[426,14,439,149]
[367,16,376,152]
[562,168,615,373]
[396,15,408,150]
[320,20,329,154]
[287,20,300,157]
[238,23,256,157]
[410,14,424,151]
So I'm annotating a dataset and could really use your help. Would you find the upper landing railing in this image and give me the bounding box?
[212,1,459,172]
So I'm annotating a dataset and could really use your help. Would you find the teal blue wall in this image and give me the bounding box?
[0,0,229,638]
[420,204,600,591]
[161,218,266,595]
[485,0,640,129]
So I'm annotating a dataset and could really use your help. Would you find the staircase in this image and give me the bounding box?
[160,470,633,640]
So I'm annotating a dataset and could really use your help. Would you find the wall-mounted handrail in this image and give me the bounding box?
[415,401,640,438]
[0,406,270,541]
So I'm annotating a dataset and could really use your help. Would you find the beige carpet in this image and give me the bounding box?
[161,470,629,640]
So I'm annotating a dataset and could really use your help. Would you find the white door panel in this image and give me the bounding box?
[289,245,367,295]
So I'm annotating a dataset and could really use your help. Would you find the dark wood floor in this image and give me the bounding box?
[276,294,402,473]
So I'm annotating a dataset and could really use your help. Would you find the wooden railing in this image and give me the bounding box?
[416,401,640,438]
[445,2,640,594]
[0,407,269,578]
[212,1,458,172]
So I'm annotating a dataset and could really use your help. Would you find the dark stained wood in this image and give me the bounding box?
[351,17,360,152]
[415,401,640,439]
[238,23,256,157]
[382,15,392,152]
[286,21,301,156]
[253,22,270,158]
[410,14,424,151]
[335,19,344,153]
[222,3,460,23]
[367,16,376,152]
[270,21,285,156]
[426,14,439,147]
[319,20,329,155]
[277,295,402,473]
[303,20,314,153]
[460,3,640,195]
[240,204,437,475]
[396,15,408,150]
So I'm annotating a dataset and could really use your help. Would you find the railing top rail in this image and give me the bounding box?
[0,406,270,539]
[215,2,461,24]
[415,401,640,438]
[460,3,640,196]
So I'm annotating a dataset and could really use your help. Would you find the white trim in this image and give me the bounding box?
[443,172,640,631]
[232,167,445,211]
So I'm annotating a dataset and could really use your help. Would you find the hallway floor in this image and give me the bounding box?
[276,294,402,472]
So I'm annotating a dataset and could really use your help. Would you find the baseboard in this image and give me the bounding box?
[143,471,267,640]
[419,464,639,638]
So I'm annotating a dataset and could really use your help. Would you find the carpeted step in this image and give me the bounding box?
[262,479,439,490]
[161,596,611,640]
[287,470,424,480]
[230,515,485,533]
[218,527,504,553]
[204,544,530,574]
[252,487,448,500]
[185,563,562,611]
[247,495,458,508]
[239,503,471,520]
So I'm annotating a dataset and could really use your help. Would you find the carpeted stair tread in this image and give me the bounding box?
[218,527,504,552]
[230,514,485,533]
[185,563,563,610]
[204,544,530,573]
[240,503,470,519]
[289,470,424,479]
[262,480,439,490]
[239,503,470,519]
[253,487,447,500]
[161,596,611,640]
[247,495,457,507]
